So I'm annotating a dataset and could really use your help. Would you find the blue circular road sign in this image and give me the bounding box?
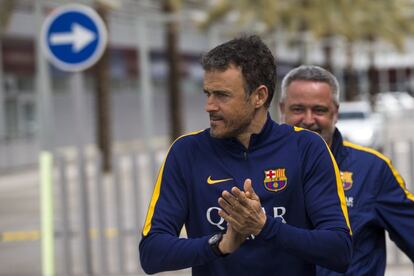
[41,4,108,72]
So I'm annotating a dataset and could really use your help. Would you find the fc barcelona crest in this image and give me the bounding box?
[340,171,353,191]
[264,168,288,192]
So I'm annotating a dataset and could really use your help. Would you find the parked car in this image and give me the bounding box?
[337,101,384,150]
[375,91,414,118]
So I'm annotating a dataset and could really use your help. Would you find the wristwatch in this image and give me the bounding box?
[208,233,229,257]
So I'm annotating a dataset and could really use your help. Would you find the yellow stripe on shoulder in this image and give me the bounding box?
[142,130,205,236]
[293,126,321,137]
[292,127,352,233]
[324,141,352,235]
[343,141,414,202]
[343,141,389,160]
[293,126,316,133]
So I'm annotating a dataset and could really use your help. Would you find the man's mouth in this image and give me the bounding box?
[210,115,223,122]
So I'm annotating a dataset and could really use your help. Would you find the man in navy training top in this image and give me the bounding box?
[139,36,352,275]
[280,65,414,276]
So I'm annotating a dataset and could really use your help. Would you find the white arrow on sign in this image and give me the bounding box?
[50,23,96,53]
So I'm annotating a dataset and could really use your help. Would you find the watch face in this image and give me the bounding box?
[209,233,221,245]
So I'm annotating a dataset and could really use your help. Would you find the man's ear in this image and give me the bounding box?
[333,103,339,124]
[254,85,268,108]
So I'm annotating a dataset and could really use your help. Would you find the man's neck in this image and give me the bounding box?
[237,110,268,148]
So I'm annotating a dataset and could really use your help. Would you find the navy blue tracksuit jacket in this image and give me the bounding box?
[140,116,352,275]
[317,129,414,276]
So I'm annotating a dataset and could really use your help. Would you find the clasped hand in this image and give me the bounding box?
[218,178,267,236]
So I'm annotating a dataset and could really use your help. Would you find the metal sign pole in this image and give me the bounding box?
[71,72,93,275]
[136,16,157,186]
[0,39,5,140]
[40,4,108,275]
[35,1,55,276]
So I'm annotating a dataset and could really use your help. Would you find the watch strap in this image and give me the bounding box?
[209,233,229,257]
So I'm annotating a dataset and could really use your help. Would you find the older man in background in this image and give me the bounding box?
[280,65,414,276]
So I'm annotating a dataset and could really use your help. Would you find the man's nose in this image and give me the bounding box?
[205,96,218,113]
[302,110,316,126]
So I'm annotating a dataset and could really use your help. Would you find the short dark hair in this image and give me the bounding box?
[201,35,276,108]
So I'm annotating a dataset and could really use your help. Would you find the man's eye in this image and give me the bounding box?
[314,109,327,115]
[212,92,230,100]
[291,107,303,113]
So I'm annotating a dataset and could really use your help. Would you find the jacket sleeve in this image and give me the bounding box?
[139,140,218,274]
[375,157,414,261]
[257,132,352,273]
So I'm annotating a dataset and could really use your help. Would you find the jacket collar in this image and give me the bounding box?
[330,128,349,165]
[210,113,276,153]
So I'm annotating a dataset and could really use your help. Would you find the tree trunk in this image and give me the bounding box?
[344,41,358,101]
[367,38,378,108]
[94,4,112,172]
[0,0,15,140]
[163,0,183,142]
[0,0,15,33]
[322,38,333,74]
[297,0,309,65]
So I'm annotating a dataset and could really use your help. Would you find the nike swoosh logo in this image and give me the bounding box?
[207,176,233,185]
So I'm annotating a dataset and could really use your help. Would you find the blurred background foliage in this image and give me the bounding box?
[2,0,414,170]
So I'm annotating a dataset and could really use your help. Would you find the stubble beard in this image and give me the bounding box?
[209,108,257,139]
[298,123,334,145]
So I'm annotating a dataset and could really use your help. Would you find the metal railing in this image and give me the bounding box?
[54,147,161,275]
[52,139,414,275]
